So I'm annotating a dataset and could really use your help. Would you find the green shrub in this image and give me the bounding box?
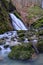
[28,6,43,19]
[8,43,35,60]
[14,10,21,20]
[31,18,43,29]
[0,0,14,34]
[37,40,43,53]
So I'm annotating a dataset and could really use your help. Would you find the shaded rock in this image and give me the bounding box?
[0,56,4,61]
[0,39,5,45]
[0,47,2,50]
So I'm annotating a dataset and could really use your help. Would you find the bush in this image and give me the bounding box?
[8,43,35,60]
[31,18,43,29]
[0,0,14,34]
[19,51,31,60]
[14,10,21,20]
[37,40,43,53]
[18,33,25,37]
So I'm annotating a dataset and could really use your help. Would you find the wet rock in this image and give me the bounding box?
[0,39,5,45]
[4,45,9,49]
[0,47,2,50]
[0,56,4,61]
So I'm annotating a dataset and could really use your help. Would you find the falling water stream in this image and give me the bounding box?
[9,13,27,30]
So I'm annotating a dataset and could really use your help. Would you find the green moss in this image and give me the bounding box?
[0,7,13,34]
[8,43,35,60]
[37,40,43,53]
[0,0,22,34]
[0,0,15,34]
[14,10,21,20]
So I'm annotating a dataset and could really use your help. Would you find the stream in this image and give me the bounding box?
[0,47,43,65]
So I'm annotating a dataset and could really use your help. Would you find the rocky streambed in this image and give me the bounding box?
[0,29,43,65]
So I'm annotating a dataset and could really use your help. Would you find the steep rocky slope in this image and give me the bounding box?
[0,0,15,34]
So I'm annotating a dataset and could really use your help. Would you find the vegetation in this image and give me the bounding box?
[39,28,43,35]
[0,0,15,34]
[0,0,22,34]
[37,39,43,53]
[27,6,43,29]
[8,43,35,60]
[31,18,43,29]
[14,10,21,20]
[28,6,43,19]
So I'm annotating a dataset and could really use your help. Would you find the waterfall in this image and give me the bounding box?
[0,13,28,38]
[9,13,28,30]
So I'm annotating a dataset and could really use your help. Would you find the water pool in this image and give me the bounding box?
[0,54,43,65]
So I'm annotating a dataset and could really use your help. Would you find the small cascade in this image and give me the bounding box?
[0,31,17,39]
[9,13,28,30]
[0,45,11,57]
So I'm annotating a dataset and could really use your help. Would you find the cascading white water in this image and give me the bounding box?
[0,13,28,38]
[0,45,11,57]
[0,31,17,39]
[9,13,28,30]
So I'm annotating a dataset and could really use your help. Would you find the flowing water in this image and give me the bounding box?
[0,36,43,65]
[0,31,43,65]
[0,13,43,65]
[9,13,27,30]
[0,46,43,65]
[0,31,17,39]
